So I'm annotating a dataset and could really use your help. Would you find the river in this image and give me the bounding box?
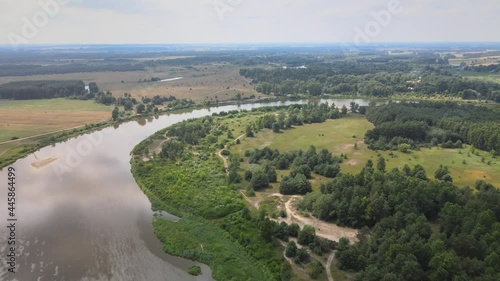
[0,99,374,281]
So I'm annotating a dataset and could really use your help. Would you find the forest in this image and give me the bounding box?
[0,80,87,99]
[296,160,500,281]
[130,100,500,280]
[364,102,500,154]
[240,66,500,101]
[243,146,343,195]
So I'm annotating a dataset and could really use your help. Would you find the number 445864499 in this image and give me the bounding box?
[7,167,16,217]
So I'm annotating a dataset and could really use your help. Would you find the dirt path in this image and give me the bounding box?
[269,194,358,243]
[216,134,246,174]
[0,124,88,145]
[326,252,335,281]
[279,239,335,281]
[217,149,230,174]
[239,190,259,209]
[241,191,357,243]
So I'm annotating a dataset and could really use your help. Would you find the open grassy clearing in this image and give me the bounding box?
[461,72,500,84]
[449,55,500,66]
[229,114,500,188]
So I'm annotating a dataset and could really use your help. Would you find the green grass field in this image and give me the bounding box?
[230,115,500,188]
[0,98,112,111]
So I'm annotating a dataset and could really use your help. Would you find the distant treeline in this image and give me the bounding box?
[240,67,500,101]
[0,80,86,99]
[365,102,500,154]
[464,64,500,73]
[0,64,145,77]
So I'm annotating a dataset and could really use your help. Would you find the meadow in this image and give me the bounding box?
[229,114,500,188]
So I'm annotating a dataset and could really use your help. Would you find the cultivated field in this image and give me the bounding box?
[0,64,259,102]
[0,99,112,143]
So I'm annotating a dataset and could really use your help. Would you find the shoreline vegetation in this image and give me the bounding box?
[1,93,497,170]
[130,103,355,280]
[130,100,499,281]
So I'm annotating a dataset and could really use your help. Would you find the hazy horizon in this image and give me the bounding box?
[2,0,499,46]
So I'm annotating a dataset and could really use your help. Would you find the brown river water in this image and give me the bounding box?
[0,99,373,281]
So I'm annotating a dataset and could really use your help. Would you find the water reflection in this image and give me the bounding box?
[0,99,377,281]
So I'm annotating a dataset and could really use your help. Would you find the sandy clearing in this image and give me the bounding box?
[279,196,358,243]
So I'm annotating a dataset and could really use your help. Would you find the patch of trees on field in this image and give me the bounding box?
[243,103,344,137]
[166,116,219,145]
[142,95,177,105]
[243,145,343,195]
[464,64,500,73]
[296,161,500,281]
[365,102,500,154]
[0,80,86,99]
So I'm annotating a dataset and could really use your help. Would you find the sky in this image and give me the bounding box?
[1,0,499,45]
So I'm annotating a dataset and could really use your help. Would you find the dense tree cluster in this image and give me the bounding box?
[240,64,500,101]
[296,161,500,281]
[0,80,86,99]
[160,140,187,160]
[244,145,342,195]
[94,91,117,105]
[245,103,342,135]
[165,98,196,110]
[464,63,500,73]
[166,116,219,145]
[142,95,176,105]
[365,102,500,154]
[280,174,312,195]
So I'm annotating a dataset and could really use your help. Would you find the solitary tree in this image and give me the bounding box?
[112,107,119,121]
[246,125,254,137]
[298,225,316,245]
[136,103,146,114]
[251,170,269,190]
[285,241,298,258]
[341,105,348,115]
[88,82,99,94]
[377,157,386,172]
[272,122,281,133]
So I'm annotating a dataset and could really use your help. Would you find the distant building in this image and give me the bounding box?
[85,86,90,94]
